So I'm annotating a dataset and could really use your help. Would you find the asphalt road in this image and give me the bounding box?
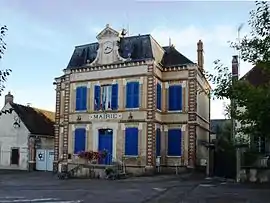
[0,171,269,203]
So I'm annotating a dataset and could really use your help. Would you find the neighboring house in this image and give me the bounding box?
[53,24,210,174]
[235,64,269,153]
[210,119,231,139]
[0,92,55,171]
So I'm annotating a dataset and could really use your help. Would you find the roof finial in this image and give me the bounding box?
[169,37,172,46]
[106,24,110,28]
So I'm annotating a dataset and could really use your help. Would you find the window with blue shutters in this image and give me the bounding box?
[94,84,118,111]
[168,85,182,111]
[126,81,140,108]
[167,129,182,156]
[125,127,139,156]
[75,86,87,111]
[156,83,162,110]
[156,128,161,157]
[74,128,86,154]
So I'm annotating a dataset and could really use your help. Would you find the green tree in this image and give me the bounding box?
[0,25,11,96]
[0,24,13,116]
[208,1,270,142]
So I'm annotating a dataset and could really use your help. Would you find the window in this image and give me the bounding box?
[10,148,19,165]
[74,128,86,154]
[156,128,161,157]
[75,86,87,111]
[254,135,266,153]
[156,83,162,110]
[167,129,182,156]
[168,85,182,111]
[94,84,118,111]
[126,82,140,108]
[125,127,139,156]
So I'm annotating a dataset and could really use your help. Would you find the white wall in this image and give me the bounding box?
[0,103,29,170]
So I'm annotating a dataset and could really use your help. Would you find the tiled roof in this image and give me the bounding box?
[10,103,55,136]
[241,65,270,86]
[66,34,194,69]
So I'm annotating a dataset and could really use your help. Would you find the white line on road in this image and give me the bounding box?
[0,198,59,202]
[152,187,167,192]
[42,201,82,203]
[0,197,25,200]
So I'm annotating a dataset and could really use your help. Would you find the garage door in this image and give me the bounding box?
[36,149,54,171]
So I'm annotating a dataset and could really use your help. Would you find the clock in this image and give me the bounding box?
[103,41,113,54]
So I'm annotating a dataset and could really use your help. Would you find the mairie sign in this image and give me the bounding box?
[90,113,122,120]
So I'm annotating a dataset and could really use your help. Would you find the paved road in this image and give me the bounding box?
[0,171,269,202]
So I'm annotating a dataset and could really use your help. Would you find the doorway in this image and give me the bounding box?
[10,148,19,165]
[98,129,113,165]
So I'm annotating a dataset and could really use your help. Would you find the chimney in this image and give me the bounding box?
[5,91,14,105]
[197,40,204,70]
[232,55,239,80]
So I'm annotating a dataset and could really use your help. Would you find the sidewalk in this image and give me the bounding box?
[119,172,205,183]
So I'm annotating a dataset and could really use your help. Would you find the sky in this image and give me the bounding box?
[0,0,256,119]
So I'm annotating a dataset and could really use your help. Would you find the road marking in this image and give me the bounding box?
[0,196,83,203]
[199,184,215,187]
[0,198,59,202]
[42,201,82,203]
[0,197,25,200]
[153,187,167,192]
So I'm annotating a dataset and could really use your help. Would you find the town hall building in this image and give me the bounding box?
[53,24,210,174]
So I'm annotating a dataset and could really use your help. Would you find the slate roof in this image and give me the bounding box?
[66,34,194,69]
[162,46,194,67]
[10,103,55,136]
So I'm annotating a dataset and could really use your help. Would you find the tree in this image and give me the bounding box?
[207,1,270,144]
[0,25,11,96]
[0,24,13,116]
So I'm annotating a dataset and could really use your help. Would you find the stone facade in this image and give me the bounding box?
[53,25,210,174]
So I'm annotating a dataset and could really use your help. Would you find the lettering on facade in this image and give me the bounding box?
[90,113,122,120]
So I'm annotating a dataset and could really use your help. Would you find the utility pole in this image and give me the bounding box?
[234,23,244,183]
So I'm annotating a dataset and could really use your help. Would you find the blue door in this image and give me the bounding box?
[98,129,113,165]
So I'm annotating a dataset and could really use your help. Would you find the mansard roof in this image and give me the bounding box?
[66,34,194,69]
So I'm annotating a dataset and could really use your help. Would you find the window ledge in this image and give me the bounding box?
[123,155,139,158]
[75,110,87,113]
[167,110,183,113]
[166,156,182,158]
[92,109,119,112]
[125,108,140,110]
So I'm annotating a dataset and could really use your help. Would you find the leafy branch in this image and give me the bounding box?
[205,1,270,144]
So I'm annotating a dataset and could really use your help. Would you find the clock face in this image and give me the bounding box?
[103,41,113,54]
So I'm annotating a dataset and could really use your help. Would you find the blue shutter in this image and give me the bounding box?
[133,82,140,108]
[81,86,87,110]
[167,129,182,156]
[125,127,139,156]
[94,85,101,111]
[75,87,82,111]
[111,84,118,110]
[168,86,175,111]
[74,128,86,154]
[156,128,161,157]
[175,85,182,111]
[156,83,161,110]
[126,82,133,108]
[168,85,182,111]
